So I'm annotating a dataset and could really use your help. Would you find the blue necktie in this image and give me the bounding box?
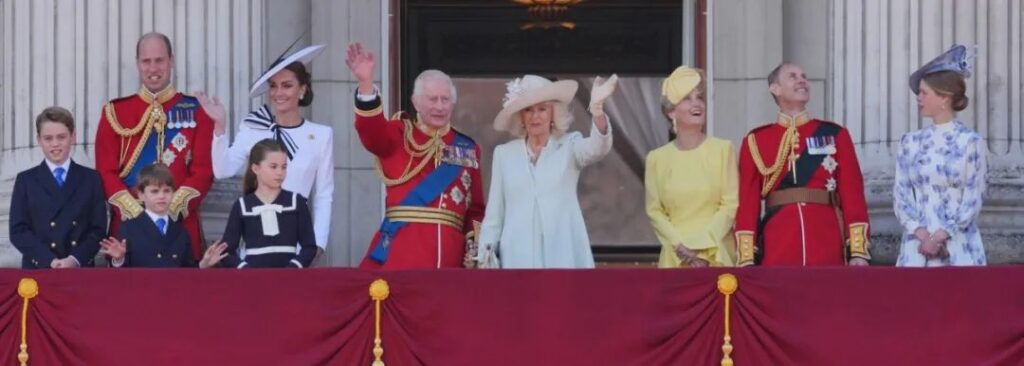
[155,218,167,236]
[53,167,65,187]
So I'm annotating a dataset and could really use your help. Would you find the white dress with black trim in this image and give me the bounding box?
[221,190,317,268]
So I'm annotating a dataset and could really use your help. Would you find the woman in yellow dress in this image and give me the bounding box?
[645,66,738,267]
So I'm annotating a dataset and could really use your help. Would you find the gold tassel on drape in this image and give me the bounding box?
[17,278,39,366]
[717,274,738,366]
[369,279,391,366]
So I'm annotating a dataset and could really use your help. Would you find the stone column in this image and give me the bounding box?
[311,0,388,266]
[827,0,1024,263]
[710,0,785,143]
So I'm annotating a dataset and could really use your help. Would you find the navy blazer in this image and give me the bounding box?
[9,161,106,269]
[117,214,195,268]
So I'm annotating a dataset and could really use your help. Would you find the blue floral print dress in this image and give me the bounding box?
[894,121,987,266]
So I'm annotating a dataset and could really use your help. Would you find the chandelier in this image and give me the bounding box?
[512,0,584,30]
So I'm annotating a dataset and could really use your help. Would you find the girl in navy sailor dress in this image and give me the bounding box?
[221,139,317,268]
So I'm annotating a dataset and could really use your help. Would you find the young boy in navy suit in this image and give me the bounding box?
[9,107,106,269]
[100,163,227,268]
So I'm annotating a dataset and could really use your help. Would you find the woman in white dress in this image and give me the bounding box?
[895,44,987,267]
[476,74,618,269]
[203,45,335,258]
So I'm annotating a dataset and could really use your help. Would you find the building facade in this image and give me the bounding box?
[1,0,1021,266]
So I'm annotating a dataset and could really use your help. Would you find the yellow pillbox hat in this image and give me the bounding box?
[661,66,702,105]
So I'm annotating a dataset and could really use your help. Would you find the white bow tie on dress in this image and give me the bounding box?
[251,203,284,236]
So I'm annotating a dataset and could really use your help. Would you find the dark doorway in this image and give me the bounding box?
[395,0,690,108]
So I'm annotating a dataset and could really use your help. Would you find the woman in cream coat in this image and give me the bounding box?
[476,74,618,268]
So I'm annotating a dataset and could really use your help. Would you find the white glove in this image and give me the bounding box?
[476,243,501,269]
[588,74,619,118]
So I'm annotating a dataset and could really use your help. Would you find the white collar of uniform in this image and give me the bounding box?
[145,209,170,225]
[45,158,72,175]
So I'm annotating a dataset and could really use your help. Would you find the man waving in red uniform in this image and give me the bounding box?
[734,63,871,266]
[346,42,485,269]
[95,33,219,258]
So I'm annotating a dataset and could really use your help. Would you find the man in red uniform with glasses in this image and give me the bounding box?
[734,63,871,266]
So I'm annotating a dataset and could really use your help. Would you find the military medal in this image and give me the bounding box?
[461,170,472,189]
[466,149,479,169]
[806,136,836,155]
[162,149,177,165]
[167,111,178,129]
[171,134,189,151]
[826,177,837,192]
[822,155,838,173]
[450,186,464,205]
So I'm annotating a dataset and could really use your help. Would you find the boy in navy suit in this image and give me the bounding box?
[9,106,106,269]
[100,163,227,268]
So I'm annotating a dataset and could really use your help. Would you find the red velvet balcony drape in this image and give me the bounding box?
[1,267,1022,365]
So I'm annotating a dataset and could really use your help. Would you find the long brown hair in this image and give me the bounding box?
[243,139,287,194]
[284,62,314,107]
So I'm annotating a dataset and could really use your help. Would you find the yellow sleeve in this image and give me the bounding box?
[645,150,685,251]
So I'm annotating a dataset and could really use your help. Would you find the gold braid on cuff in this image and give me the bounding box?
[847,223,871,260]
[169,187,201,221]
[735,231,756,266]
[355,98,384,117]
[109,190,144,221]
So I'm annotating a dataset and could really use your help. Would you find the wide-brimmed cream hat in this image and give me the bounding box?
[249,44,325,97]
[493,75,578,135]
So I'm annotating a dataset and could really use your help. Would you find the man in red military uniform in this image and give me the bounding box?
[95,33,218,258]
[346,43,485,269]
[734,63,871,266]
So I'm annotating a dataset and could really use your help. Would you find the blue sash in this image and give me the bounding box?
[369,133,474,263]
[122,97,195,187]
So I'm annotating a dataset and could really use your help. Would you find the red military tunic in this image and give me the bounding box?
[95,87,214,258]
[354,95,485,269]
[734,111,871,266]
